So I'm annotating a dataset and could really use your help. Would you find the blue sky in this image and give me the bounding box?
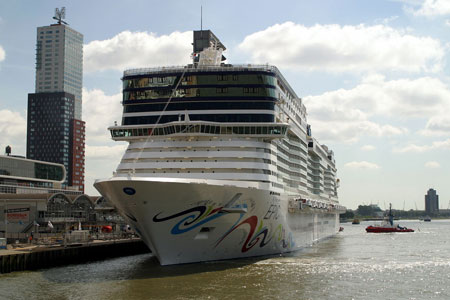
[1,0,449,210]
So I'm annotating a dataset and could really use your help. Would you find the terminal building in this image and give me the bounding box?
[0,153,122,235]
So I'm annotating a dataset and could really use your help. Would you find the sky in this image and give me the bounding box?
[0,0,449,210]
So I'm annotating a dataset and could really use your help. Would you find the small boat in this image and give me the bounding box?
[366,204,414,233]
[352,219,360,224]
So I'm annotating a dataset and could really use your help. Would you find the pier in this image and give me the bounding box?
[0,239,149,274]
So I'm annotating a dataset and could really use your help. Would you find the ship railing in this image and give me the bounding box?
[124,64,278,76]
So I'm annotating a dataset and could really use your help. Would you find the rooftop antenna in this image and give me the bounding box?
[53,7,68,25]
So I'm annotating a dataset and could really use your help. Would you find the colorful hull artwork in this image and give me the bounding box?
[153,205,295,253]
[94,177,340,265]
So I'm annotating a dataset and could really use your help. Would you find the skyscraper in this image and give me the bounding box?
[26,8,85,192]
[425,188,439,215]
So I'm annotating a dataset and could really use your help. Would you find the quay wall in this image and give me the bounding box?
[0,239,150,274]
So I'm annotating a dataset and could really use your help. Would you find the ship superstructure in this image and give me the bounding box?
[95,30,344,265]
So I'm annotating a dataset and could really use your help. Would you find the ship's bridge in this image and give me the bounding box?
[110,121,289,141]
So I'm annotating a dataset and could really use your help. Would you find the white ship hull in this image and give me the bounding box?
[95,177,340,265]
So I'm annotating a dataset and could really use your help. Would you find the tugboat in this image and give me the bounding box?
[366,204,414,233]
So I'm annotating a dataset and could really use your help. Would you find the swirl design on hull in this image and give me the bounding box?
[153,205,226,234]
[153,204,293,252]
[215,216,272,252]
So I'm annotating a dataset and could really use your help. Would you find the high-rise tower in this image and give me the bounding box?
[425,188,439,215]
[26,8,85,192]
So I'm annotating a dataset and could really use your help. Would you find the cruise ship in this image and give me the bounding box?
[94,30,345,265]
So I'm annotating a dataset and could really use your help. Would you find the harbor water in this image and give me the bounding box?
[1,220,450,299]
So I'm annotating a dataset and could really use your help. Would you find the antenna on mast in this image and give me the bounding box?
[201,6,203,31]
[53,7,68,25]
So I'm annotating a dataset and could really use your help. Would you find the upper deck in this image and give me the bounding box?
[123,64,299,99]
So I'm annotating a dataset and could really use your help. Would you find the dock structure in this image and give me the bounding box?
[0,239,149,274]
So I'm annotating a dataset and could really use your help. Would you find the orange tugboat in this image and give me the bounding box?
[366,204,414,233]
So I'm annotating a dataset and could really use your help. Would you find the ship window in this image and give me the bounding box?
[232,74,238,81]
[244,87,259,93]
[217,74,228,81]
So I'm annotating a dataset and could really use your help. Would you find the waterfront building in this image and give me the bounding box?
[26,8,85,192]
[425,188,439,215]
[0,154,120,235]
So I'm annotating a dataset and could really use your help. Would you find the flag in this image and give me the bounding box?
[47,221,54,229]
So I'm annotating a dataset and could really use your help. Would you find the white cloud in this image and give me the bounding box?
[82,88,122,144]
[412,0,450,16]
[84,31,192,72]
[393,138,450,153]
[86,145,127,160]
[344,161,381,170]
[304,74,450,143]
[238,22,444,73]
[425,161,440,168]
[419,115,450,136]
[0,109,26,154]
[375,16,399,25]
[84,145,127,196]
[82,88,128,194]
[0,45,5,63]
[361,145,376,151]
